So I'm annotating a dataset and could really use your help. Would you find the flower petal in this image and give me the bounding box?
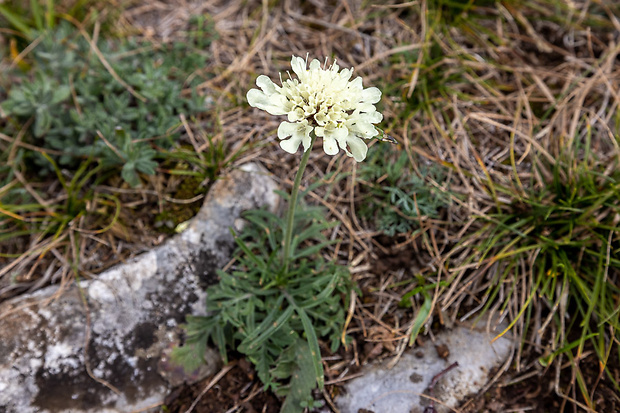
[323,135,339,155]
[309,59,322,70]
[349,77,363,90]
[290,56,307,79]
[356,102,378,113]
[247,89,288,115]
[331,125,348,141]
[339,68,353,82]
[255,75,279,95]
[343,136,368,162]
[278,121,313,153]
[287,107,305,122]
[300,124,313,152]
[366,111,384,124]
[361,87,382,104]
[353,120,380,137]
[280,136,302,154]
[278,121,298,140]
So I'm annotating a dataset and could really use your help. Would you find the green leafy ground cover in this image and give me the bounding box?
[0,12,228,301]
[2,22,205,185]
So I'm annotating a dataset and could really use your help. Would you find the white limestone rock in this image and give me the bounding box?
[336,322,513,413]
[0,163,279,413]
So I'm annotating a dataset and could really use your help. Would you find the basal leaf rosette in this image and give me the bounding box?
[247,55,383,162]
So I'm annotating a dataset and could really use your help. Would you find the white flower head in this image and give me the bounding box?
[247,55,383,162]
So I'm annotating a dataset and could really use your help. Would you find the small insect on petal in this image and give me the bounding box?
[376,127,398,144]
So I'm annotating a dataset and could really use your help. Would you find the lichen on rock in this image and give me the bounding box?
[0,163,279,413]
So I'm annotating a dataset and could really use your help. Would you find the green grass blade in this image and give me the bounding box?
[0,5,34,38]
[408,290,432,346]
[30,0,44,30]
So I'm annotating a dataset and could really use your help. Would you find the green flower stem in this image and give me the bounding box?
[282,133,317,275]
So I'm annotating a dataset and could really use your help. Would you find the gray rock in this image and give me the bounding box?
[0,163,279,413]
[336,322,513,413]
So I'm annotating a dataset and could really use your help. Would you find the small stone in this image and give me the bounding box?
[435,343,450,359]
[409,373,423,383]
[336,321,512,413]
